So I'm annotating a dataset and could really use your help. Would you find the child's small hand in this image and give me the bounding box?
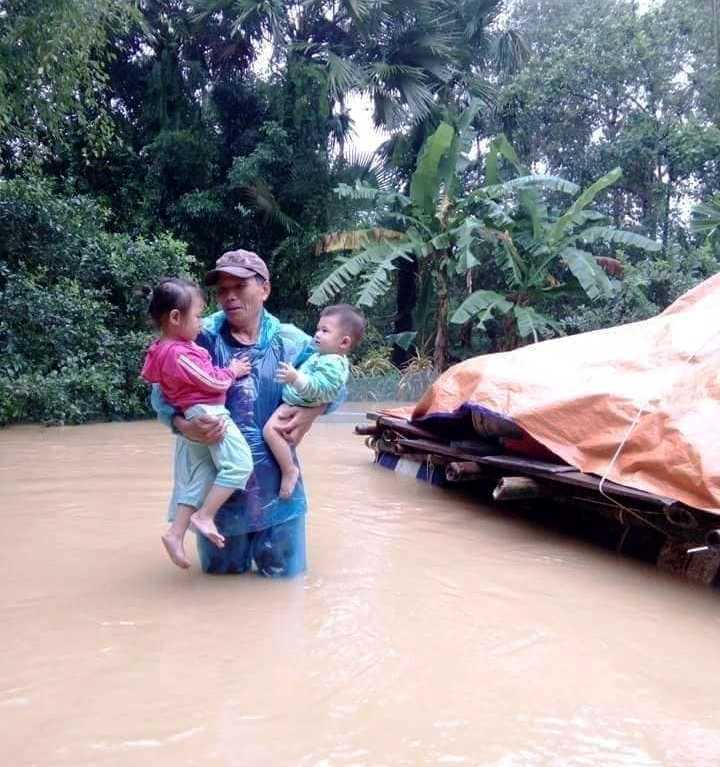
[276,361,298,384]
[229,356,251,378]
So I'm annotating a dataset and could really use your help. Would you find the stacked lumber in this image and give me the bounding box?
[356,410,720,548]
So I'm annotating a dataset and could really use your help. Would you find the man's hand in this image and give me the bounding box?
[275,404,324,446]
[173,413,226,444]
[275,361,299,385]
[229,356,251,378]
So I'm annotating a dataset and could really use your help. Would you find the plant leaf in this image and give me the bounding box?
[451,289,513,324]
[485,133,524,185]
[385,331,417,351]
[410,121,455,215]
[579,226,660,252]
[692,195,720,240]
[560,246,613,300]
[490,175,580,196]
[550,167,622,245]
[513,305,563,342]
[315,228,406,254]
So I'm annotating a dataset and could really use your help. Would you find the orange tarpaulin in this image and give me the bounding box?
[413,273,720,513]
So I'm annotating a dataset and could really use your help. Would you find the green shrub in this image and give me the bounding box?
[0,178,194,425]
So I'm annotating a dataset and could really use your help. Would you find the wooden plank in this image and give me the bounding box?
[395,437,489,463]
[449,440,501,457]
[376,415,446,443]
[371,431,694,512]
[471,453,684,506]
[355,424,380,436]
[548,471,678,506]
[493,477,550,501]
[475,454,575,474]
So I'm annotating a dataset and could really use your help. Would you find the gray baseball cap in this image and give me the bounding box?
[205,249,270,285]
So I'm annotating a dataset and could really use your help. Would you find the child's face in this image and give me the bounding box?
[313,315,351,355]
[167,294,204,341]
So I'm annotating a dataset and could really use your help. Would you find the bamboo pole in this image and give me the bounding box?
[355,424,380,437]
[446,461,484,482]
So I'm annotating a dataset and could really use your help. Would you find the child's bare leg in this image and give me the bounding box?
[263,410,299,499]
[190,485,234,548]
[161,503,193,569]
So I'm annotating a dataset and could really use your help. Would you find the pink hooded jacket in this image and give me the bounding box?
[140,339,236,412]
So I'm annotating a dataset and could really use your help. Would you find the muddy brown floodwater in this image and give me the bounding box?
[2,414,720,766]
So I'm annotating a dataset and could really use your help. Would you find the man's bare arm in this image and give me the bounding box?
[275,405,325,446]
[173,413,226,444]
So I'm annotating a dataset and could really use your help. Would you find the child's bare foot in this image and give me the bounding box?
[161,533,191,569]
[190,513,225,548]
[279,466,300,499]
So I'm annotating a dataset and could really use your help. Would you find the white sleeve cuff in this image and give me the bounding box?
[293,371,310,392]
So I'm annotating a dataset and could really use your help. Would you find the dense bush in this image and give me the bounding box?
[0,178,194,425]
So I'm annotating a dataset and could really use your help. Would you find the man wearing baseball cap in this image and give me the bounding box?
[151,249,341,576]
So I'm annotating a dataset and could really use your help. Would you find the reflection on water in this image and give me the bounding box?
[2,417,720,766]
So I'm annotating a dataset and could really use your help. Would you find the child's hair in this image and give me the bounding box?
[320,304,366,350]
[148,278,203,327]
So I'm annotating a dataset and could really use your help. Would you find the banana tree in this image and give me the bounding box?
[312,123,661,368]
[311,107,480,372]
[450,143,662,349]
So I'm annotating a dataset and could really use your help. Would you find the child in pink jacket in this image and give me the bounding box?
[141,278,253,569]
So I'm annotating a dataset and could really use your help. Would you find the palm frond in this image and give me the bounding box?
[309,241,413,306]
[335,181,381,202]
[326,53,366,101]
[239,180,300,232]
[495,29,530,75]
[691,195,720,241]
[309,243,391,305]
[466,77,498,107]
[357,254,399,306]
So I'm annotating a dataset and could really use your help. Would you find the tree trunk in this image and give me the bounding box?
[391,254,418,367]
[459,268,474,350]
[433,263,449,373]
[661,168,673,256]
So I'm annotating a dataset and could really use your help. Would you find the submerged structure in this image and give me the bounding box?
[357,273,720,587]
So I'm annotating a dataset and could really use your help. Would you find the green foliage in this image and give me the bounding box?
[497,0,720,242]
[3,0,720,424]
[449,144,660,348]
[0,0,135,165]
[562,246,720,335]
[0,178,194,425]
[692,195,720,244]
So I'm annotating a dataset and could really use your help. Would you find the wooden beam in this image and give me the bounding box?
[493,476,550,501]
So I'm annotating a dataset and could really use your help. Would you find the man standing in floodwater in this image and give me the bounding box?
[152,249,339,575]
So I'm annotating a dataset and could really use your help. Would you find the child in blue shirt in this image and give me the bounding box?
[265,304,365,498]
